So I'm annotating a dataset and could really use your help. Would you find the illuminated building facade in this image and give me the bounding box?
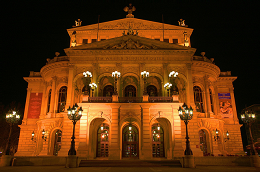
[15,13,244,159]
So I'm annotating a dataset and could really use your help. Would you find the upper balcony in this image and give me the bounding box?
[82,95,179,103]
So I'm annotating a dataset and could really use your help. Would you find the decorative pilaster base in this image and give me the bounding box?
[65,155,79,168]
[0,155,13,167]
[108,148,120,160]
[139,148,152,160]
[142,95,149,102]
[112,95,118,102]
[182,155,196,168]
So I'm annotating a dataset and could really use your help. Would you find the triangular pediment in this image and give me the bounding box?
[65,35,195,52]
[67,18,193,33]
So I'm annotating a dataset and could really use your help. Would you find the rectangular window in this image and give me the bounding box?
[92,39,97,43]
[82,39,88,44]
[163,39,169,43]
[172,39,178,44]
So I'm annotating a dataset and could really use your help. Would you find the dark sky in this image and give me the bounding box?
[1,0,259,114]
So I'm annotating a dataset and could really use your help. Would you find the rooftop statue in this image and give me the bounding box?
[124,3,136,18]
[178,19,186,26]
[75,19,82,27]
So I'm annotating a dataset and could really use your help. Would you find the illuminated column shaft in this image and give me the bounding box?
[49,76,57,113]
[92,63,98,97]
[109,105,120,159]
[66,65,75,108]
[40,82,47,118]
[163,63,168,97]
[204,75,211,118]
[23,88,32,120]
[229,87,239,123]
[186,63,195,106]
[141,105,152,159]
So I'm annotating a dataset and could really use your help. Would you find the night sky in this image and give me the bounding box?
[1,0,259,115]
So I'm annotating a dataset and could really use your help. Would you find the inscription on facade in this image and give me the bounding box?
[95,56,163,61]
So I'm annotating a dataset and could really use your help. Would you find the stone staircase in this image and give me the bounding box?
[79,160,182,167]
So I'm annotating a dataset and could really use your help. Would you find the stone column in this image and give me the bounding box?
[109,105,121,160]
[186,63,195,107]
[163,63,168,97]
[49,76,57,113]
[66,65,75,108]
[229,87,239,124]
[23,88,32,121]
[140,105,152,159]
[204,75,211,118]
[214,85,220,117]
[172,104,184,157]
[92,63,98,97]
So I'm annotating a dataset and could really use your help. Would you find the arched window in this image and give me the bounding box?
[147,85,158,97]
[47,89,52,113]
[53,130,62,156]
[193,86,204,113]
[57,86,67,113]
[209,89,214,112]
[97,123,109,157]
[124,85,136,97]
[170,85,179,96]
[103,85,114,97]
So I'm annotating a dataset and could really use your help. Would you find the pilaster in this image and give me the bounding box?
[66,64,75,108]
[186,63,195,107]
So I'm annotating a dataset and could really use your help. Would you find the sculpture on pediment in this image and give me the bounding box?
[109,39,152,49]
[178,19,186,26]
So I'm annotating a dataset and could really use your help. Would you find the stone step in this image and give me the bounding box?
[79,160,182,167]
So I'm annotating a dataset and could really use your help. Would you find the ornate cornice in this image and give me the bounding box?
[40,61,69,77]
[23,77,43,82]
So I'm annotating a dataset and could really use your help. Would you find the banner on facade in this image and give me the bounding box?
[27,93,42,119]
[218,93,233,118]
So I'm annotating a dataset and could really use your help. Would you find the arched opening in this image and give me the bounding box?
[103,85,114,97]
[97,123,109,157]
[124,85,136,97]
[152,124,164,157]
[57,86,67,112]
[122,125,139,158]
[53,130,62,156]
[147,85,158,96]
[193,86,204,113]
[199,129,210,156]
[47,89,52,113]
[82,85,90,95]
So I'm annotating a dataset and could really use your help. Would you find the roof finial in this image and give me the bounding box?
[124,3,136,18]
[75,19,82,27]
[178,19,186,27]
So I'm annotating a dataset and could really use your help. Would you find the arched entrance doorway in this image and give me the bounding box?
[53,130,62,156]
[124,85,136,97]
[122,125,139,158]
[152,124,164,157]
[147,85,158,96]
[103,85,114,97]
[97,123,109,157]
[199,129,209,156]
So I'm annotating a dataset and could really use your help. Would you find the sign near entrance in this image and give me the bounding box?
[27,93,42,119]
[218,93,233,118]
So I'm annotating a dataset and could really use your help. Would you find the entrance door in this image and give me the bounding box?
[199,129,208,156]
[152,124,164,157]
[122,125,139,158]
[97,124,109,157]
[53,130,62,156]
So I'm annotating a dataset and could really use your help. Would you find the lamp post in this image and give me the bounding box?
[241,110,260,167]
[112,71,121,95]
[178,103,193,155]
[83,71,92,95]
[4,110,20,155]
[241,111,257,156]
[89,82,97,97]
[67,104,83,155]
[164,83,172,97]
[141,71,149,95]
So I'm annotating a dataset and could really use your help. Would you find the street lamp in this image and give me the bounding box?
[112,71,121,95]
[67,104,83,155]
[241,111,258,156]
[89,82,97,97]
[178,103,193,155]
[141,71,149,95]
[5,110,20,155]
[214,128,219,141]
[224,131,230,142]
[83,71,92,78]
[164,83,172,97]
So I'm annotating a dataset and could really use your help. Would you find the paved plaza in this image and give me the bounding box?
[0,166,259,172]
